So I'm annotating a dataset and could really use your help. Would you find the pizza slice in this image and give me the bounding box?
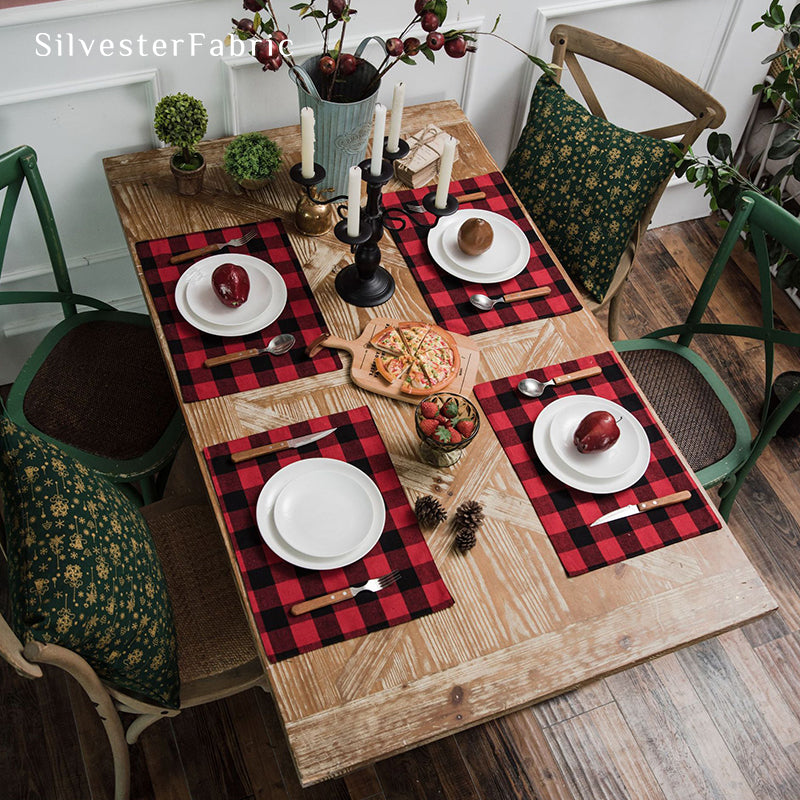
[369,326,407,356]
[417,346,457,387]
[401,361,436,395]
[398,323,431,356]
[374,353,412,384]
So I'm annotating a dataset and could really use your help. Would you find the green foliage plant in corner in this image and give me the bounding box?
[674,0,800,289]
[223,131,282,189]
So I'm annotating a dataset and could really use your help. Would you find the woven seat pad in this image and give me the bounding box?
[23,319,176,461]
[619,348,736,472]
[141,498,259,685]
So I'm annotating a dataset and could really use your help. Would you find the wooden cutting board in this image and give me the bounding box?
[306,318,480,405]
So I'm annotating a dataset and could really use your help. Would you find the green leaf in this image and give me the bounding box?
[491,14,501,34]
[430,0,448,25]
[707,131,719,155]
[422,46,435,63]
[400,54,417,65]
[761,48,792,64]
[768,136,800,159]
[792,153,800,179]
[773,3,786,25]
[686,165,697,182]
[791,2,800,24]
[310,8,326,18]
[289,3,309,9]
[323,20,338,30]
[786,30,800,48]
[253,11,262,30]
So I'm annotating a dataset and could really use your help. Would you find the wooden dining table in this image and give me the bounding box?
[103,100,776,787]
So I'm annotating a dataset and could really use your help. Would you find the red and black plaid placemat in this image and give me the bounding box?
[136,218,341,403]
[385,171,582,336]
[202,405,454,662]
[473,351,722,576]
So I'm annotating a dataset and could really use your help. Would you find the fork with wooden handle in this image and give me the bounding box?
[402,191,486,214]
[289,570,401,616]
[168,229,258,265]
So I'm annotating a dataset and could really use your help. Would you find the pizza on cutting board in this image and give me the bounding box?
[369,322,461,395]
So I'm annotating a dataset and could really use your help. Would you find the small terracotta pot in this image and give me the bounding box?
[170,153,205,196]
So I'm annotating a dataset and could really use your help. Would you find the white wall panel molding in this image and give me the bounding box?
[0,247,130,287]
[0,69,161,147]
[220,16,485,136]
[511,0,666,151]
[0,0,199,28]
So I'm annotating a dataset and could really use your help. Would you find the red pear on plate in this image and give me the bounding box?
[573,410,620,453]
[211,263,250,308]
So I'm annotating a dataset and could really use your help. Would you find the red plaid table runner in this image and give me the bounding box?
[473,351,722,576]
[202,405,454,662]
[135,218,341,403]
[385,171,582,336]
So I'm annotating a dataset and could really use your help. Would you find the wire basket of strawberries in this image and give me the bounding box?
[414,392,480,466]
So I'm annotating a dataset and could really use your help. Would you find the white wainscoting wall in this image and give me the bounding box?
[0,0,776,382]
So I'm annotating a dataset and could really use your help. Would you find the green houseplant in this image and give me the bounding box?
[676,0,800,287]
[223,131,283,190]
[153,92,209,196]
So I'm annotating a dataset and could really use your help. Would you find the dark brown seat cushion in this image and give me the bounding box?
[619,348,737,472]
[23,319,176,461]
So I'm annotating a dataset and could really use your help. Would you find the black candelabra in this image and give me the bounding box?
[290,137,460,307]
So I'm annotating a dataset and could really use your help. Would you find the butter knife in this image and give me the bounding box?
[589,490,692,527]
[230,427,337,464]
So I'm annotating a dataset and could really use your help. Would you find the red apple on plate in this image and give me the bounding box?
[212,263,250,308]
[573,410,620,453]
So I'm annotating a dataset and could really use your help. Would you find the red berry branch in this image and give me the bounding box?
[230,0,554,101]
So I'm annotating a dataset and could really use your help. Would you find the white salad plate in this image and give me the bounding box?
[427,209,530,284]
[533,396,651,493]
[255,458,386,570]
[175,254,287,337]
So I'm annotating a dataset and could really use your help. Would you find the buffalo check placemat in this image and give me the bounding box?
[385,171,582,336]
[202,405,454,662]
[473,350,722,576]
[136,218,341,403]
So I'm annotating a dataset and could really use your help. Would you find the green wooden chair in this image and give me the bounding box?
[0,145,183,503]
[615,190,800,520]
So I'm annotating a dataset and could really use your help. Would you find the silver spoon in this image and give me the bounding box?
[517,365,602,398]
[203,333,296,368]
[470,286,552,311]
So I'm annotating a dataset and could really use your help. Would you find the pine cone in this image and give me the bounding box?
[415,494,447,527]
[455,526,477,551]
[453,500,484,531]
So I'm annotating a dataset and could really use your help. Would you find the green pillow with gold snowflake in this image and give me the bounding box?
[504,74,677,302]
[0,416,179,708]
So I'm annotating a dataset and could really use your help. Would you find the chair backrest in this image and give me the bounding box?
[649,189,800,442]
[0,145,111,319]
[548,24,726,298]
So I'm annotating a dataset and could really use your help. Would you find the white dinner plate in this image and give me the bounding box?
[175,254,287,337]
[532,396,651,493]
[255,458,386,570]
[547,395,646,479]
[273,468,376,558]
[427,209,531,284]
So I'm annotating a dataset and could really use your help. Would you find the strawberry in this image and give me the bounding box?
[455,419,475,438]
[448,428,463,444]
[436,414,450,425]
[419,417,438,437]
[442,398,459,418]
[419,400,438,419]
[432,425,453,444]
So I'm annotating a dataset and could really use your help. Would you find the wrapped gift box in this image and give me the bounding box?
[393,124,460,188]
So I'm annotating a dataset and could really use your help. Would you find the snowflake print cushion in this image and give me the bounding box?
[0,415,179,708]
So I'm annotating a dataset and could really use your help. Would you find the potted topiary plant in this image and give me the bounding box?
[153,92,209,196]
[223,131,283,190]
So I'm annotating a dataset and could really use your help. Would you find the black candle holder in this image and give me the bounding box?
[289,136,460,306]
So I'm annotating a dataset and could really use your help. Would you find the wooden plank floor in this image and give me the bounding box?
[3,214,800,799]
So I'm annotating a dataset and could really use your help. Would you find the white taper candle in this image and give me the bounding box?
[387,82,405,153]
[300,106,315,179]
[434,135,457,209]
[347,165,362,237]
[370,103,387,176]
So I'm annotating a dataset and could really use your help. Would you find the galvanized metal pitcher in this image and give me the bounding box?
[290,43,381,197]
